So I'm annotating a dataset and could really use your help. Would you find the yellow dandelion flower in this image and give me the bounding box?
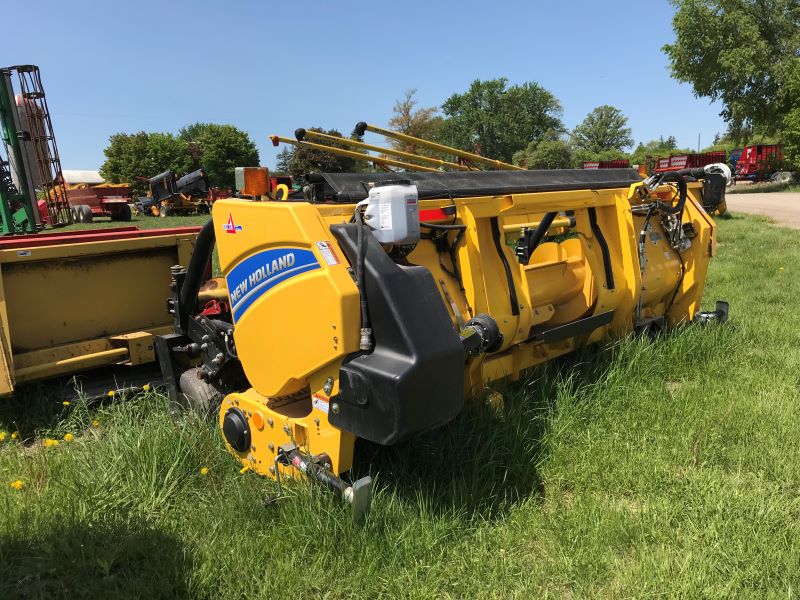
[142,384,151,392]
[779,267,785,271]
[62,400,70,406]
[0,432,6,442]
[11,431,19,440]
[200,467,209,476]
[91,419,101,428]
[43,438,59,448]
[9,479,24,490]
[107,390,116,398]
[239,465,251,475]
[63,433,74,442]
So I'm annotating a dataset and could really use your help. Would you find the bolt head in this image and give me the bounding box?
[331,403,340,414]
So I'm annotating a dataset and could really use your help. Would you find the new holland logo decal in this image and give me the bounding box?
[223,213,243,234]
[226,247,320,321]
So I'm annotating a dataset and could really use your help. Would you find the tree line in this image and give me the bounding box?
[100,123,259,196]
[278,77,781,179]
[277,79,645,177]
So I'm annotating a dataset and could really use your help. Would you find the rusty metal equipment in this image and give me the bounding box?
[0,65,72,233]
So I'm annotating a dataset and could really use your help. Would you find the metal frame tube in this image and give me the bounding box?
[270,135,439,173]
[297,129,470,171]
[354,122,525,171]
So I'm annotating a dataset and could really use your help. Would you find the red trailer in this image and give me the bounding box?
[735,144,784,181]
[652,151,726,173]
[582,159,630,169]
[66,183,132,222]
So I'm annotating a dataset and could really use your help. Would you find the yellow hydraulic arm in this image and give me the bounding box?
[269,135,439,173]
[295,129,471,171]
[353,122,525,171]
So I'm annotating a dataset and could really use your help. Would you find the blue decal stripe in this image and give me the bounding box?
[225,247,320,322]
[231,262,319,321]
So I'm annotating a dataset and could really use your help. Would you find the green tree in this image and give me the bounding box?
[513,136,573,170]
[571,105,633,154]
[629,137,692,166]
[274,147,293,175]
[664,0,800,136]
[100,131,192,197]
[436,78,563,163]
[178,123,259,189]
[388,89,443,155]
[664,0,800,167]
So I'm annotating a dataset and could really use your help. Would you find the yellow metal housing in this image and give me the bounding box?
[0,228,199,397]
[210,176,717,480]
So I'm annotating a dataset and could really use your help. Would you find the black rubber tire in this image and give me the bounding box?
[80,205,93,223]
[772,171,793,184]
[178,368,223,418]
[159,204,171,218]
[70,206,79,222]
[112,203,132,222]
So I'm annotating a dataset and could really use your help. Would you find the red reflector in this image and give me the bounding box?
[419,208,449,221]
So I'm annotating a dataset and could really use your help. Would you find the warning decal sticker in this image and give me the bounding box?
[315,240,341,266]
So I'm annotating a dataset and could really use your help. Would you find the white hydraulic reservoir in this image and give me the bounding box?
[363,182,420,245]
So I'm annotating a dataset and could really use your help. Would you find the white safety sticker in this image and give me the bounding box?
[315,240,341,266]
[379,203,392,230]
[312,393,329,414]
[17,250,31,257]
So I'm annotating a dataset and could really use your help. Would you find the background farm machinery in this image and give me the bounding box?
[645,145,788,182]
[582,145,791,184]
[0,65,72,234]
[136,168,229,217]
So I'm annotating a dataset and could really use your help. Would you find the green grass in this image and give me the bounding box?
[60,212,209,231]
[1,213,799,598]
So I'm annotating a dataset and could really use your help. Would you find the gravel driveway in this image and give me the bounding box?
[725,192,800,229]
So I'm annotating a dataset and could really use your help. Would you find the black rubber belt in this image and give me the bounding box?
[587,208,615,290]
[489,217,520,316]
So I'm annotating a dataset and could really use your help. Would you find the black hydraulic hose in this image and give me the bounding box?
[527,211,558,254]
[179,218,215,329]
[489,217,520,316]
[656,171,688,217]
[355,208,371,350]
[587,208,616,290]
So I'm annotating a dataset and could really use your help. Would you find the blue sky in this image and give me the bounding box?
[4,0,725,170]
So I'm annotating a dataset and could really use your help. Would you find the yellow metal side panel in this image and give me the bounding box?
[4,247,178,353]
[0,267,14,395]
[666,196,716,325]
[212,200,359,398]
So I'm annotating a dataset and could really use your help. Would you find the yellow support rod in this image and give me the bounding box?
[269,136,439,173]
[14,347,129,384]
[502,217,575,233]
[353,122,525,171]
[296,129,471,171]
